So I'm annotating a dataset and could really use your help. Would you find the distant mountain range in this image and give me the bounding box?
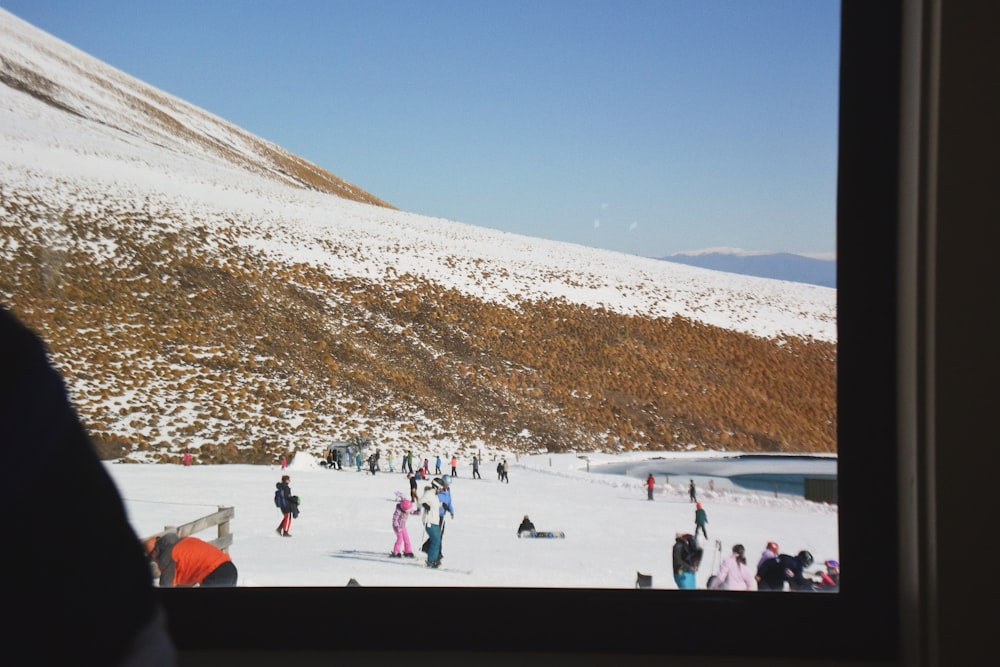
[658,251,836,288]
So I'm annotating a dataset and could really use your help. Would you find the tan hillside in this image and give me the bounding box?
[0,8,836,464]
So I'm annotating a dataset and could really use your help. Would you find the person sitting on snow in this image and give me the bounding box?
[517,515,536,536]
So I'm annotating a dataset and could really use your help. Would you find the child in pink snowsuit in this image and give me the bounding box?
[390,499,420,557]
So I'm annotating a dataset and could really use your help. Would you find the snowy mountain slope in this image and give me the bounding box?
[0,8,837,461]
[0,9,834,338]
[0,10,392,208]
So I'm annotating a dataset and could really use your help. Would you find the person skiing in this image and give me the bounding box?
[694,503,709,539]
[756,550,815,591]
[472,455,481,479]
[517,515,536,537]
[275,474,297,537]
[390,498,420,558]
[709,544,757,591]
[419,481,444,568]
[436,475,455,527]
[435,455,442,475]
[450,454,458,477]
[688,479,697,503]
[646,473,655,501]
[672,532,702,589]
[433,475,456,561]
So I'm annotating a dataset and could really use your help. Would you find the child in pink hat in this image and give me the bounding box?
[390,498,421,557]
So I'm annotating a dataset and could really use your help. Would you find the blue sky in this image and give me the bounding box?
[2,0,840,258]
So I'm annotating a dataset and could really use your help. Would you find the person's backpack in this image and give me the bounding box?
[682,534,703,570]
[274,488,285,510]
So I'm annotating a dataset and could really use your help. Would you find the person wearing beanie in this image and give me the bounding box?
[275,474,297,536]
[757,541,780,569]
[694,502,709,539]
[390,497,421,557]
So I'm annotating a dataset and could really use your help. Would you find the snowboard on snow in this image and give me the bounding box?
[519,530,565,538]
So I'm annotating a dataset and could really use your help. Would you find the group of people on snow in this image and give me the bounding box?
[651,475,839,592]
[272,469,459,569]
[272,462,838,590]
[322,446,504,486]
[673,528,839,592]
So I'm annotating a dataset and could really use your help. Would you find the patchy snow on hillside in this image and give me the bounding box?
[0,8,835,343]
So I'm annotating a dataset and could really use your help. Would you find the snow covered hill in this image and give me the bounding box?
[0,9,837,462]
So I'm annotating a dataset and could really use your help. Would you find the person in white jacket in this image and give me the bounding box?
[419,482,444,568]
[710,544,758,591]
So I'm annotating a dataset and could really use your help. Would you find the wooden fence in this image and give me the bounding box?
[145,505,235,552]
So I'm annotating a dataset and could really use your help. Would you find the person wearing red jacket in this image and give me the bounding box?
[145,533,238,587]
[646,473,655,500]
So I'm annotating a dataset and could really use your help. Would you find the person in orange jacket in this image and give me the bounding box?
[145,533,238,587]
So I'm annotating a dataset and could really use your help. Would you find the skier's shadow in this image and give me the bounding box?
[328,549,396,564]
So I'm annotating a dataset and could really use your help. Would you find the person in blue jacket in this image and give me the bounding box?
[436,475,455,523]
[434,475,455,562]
